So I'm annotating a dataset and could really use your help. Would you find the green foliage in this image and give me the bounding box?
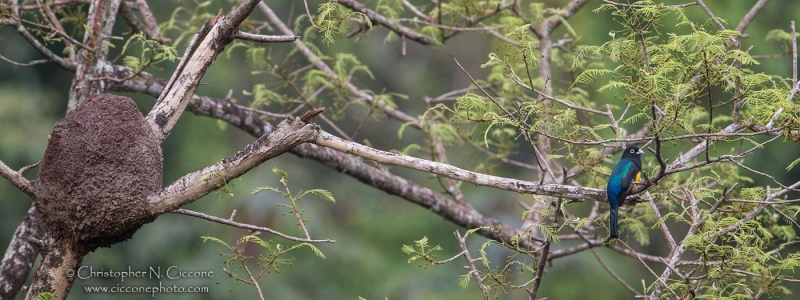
[119,33,180,72]
[409,2,800,298]
[317,3,372,45]
[32,293,54,300]
[253,168,336,202]
[160,1,221,46]
[252,168,336,230]
[203,233,326,295]
[203,168,332,297]
[401,236,443,267]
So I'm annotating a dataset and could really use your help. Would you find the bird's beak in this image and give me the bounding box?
[637,149,644,154]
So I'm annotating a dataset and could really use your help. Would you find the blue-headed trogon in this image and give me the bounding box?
[606,147,644,239]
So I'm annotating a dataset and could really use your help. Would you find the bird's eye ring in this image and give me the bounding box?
[630,149,635,153]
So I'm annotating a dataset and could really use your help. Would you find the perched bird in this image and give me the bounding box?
[606,146,644,239]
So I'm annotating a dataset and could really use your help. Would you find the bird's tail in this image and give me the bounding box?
[610,208,619,238]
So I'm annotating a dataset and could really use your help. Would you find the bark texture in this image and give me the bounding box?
[24,238,85,299]
[0,207,44,299]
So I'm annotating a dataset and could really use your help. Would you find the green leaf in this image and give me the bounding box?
[252,186,283,195]
[272,167,289,180]
[786,157,800,171]
[290,243,327,259]
[33,293,54,300]
[300,189,337,203]
[201,236,231,249]
[241,235,271,248]
[244,47,267,69]
[459,271,474,289]
[122,56,140,69]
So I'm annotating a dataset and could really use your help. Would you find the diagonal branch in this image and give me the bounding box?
[145,0,263,142]
[258,2,420,127]
[734,0,770,33]
[148,118,319,215]
[109,66,545,249]
[454,231,489,300]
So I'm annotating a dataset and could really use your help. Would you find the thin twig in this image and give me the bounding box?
[454,231,490,300]
[0,160,35,198]
[590,248,639,295]
[172,209,336,243]
[243,263,266,300]
[431,250,468,265]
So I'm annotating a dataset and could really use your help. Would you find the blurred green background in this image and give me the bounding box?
[2,0,800,299]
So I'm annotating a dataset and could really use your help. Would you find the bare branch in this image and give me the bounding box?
[172,209,335,243]
[10,0,76,71]
[734,0,770,33]
[0,160,35,198]
[431,250,467,265]
[644,192,677,251]
[243,263,266,300]
[146,0,263,142]
[331,0,438,45]
[794,20,798,83]
[259,2,420,127]
[0,53,49,66]
[454,231,489,300]
[601,0,696,9]
[590,248,640,295]
[314,130,607,202]
[537,0,591,91]
[235,30,299,43]
[695,0,725,31]
[148,118,319,214]
[119,0,169,44]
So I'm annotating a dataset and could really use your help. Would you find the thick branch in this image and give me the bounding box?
[110,68,543,248]
[145,0,262,142]
[67,0,123,108]
[148,118,319,214]
[314,131,605,202]
[25,238,85,300]
[235,30,299,43]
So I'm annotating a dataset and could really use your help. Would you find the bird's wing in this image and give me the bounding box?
[620,160,641,192]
